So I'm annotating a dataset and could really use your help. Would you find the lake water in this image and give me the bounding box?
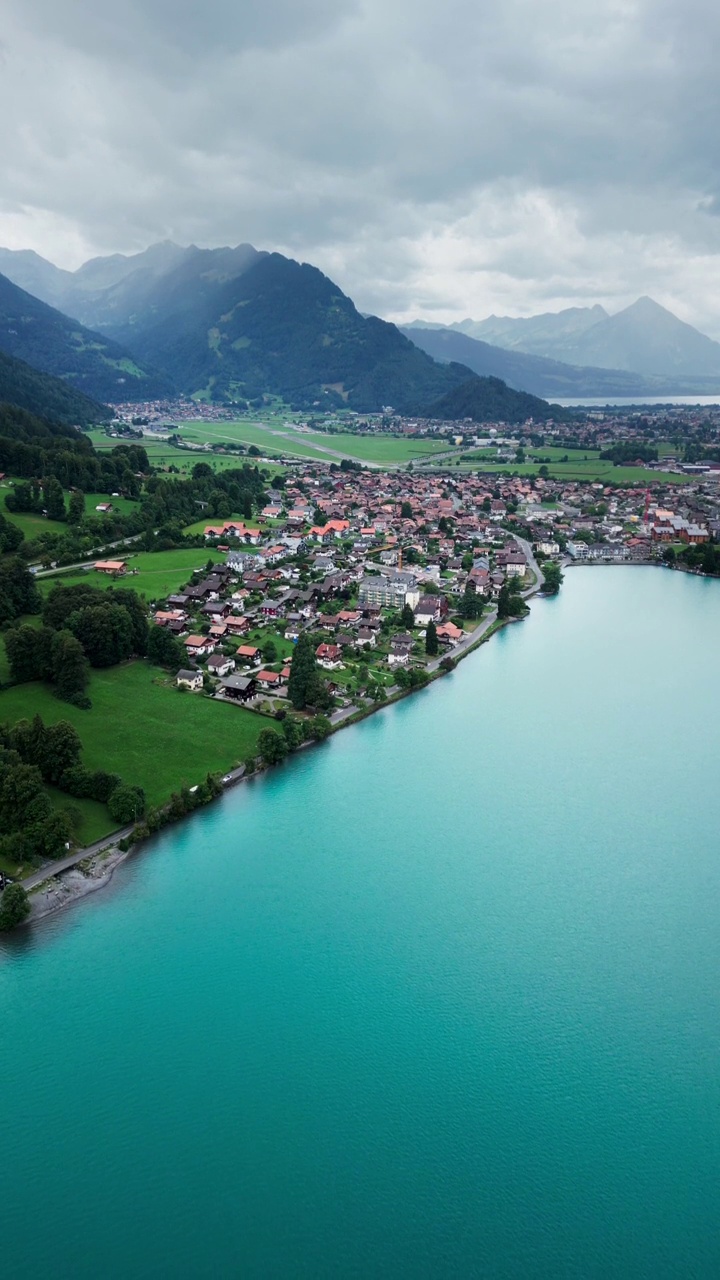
[555,395,720,407]
[2,568,720,1279]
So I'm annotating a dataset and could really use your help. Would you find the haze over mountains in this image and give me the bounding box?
[0,239,718,418]
[0,242,483,414]
[406,297,720,384]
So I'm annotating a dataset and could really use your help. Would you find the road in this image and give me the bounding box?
[17,769,248,891]
[31,533,145,577]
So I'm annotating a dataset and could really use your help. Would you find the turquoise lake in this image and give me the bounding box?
[2,567,720,1278]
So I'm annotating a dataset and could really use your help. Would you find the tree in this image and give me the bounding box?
[43,476,65,522]
[459,583,483,621]
[4,625,54,684]
[400,602,415,630]
[41,722,83,784]
[51,630,90,704]
[0,883,30,932]
[147,625,185,670]
[401,501,413,519]
[288,632,324,711]
[309,715,331,741]
[497,581,527,620]
[425,619,439,656]
[67,488,85,525]
[67,603,134,667]
[262,640,278,664]
[108,784,146,824]
[257,728,288,766]
[540,562,564,595]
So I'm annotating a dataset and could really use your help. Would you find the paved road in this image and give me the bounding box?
[31,534,144,577]
[17,769,247,891]
[21,826,136,889]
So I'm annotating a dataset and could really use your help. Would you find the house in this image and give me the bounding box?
[177,668,203,691]
[219,673,256,702]
[315,643,344,670]
[207,654,236,678]
[95,502,113,513]
[414,595,448,626]
[436,621,463,646]
[236,644,261,663]
[185,634,215,658]
[255,670,282,688]
[356,628,377,648]
[202,600,231,620]
[94,559,127,575]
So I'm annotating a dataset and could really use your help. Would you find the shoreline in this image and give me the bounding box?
[21,607,526,928]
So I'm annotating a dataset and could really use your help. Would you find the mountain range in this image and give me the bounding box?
[1,239,718,418]
[0,245,479,413]
[406,298,720,380]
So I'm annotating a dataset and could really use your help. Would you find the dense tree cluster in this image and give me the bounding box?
[0,882,31,931]
[4,625,90,705]
[599,442,658,465]
[0,558,41,624]
[287,633,330,711]
[42,583,148,668]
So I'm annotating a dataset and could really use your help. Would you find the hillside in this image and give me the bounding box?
[402,325,720,398]
[101,251,473,411]
[428,376,564,424]
[0,273,173,401]
[0,349,111,425]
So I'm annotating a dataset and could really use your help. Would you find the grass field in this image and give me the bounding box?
[180,420,453,465]
[455,456,689,485]
[38,548,212,602]
[0,661,264,814]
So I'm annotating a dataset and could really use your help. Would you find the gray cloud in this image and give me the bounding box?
[2,0,720,332]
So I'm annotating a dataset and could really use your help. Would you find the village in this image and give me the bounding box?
[92,455,720,719]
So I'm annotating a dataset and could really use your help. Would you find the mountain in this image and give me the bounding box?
[0,349,111,424]
[412,298,720,380]
[401,325,720,398]
[0,241,263,334]
[447,306,609,356]
[0,273,172,401]
[559,297,720,377]
[52,248,473,412]
[428,376,565,424]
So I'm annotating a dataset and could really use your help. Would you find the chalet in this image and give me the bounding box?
[95,502,113,513]
[316,643,343,669]
[260,598,284,619]
[356,628,377,648]
[207,654,236,678]
[219,673,256,702]
[94,559,127,575]
[225,616,250,635]
[255,670,281,688]
[202,600,232,619]
[154,610,187,628]
[235,644,261,663]
[436,621,463,646]
[177,669,203,691]
[185,635,215,658]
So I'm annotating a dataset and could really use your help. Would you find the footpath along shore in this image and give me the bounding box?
[13,535,544,928]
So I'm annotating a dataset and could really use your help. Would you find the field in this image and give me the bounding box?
[90,417,455,468]
[38,548,211,602]
[0,661,264,816]
[454,451,689,485]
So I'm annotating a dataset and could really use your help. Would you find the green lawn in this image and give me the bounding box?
[458,457,690,485]
[180,420,453,466]
[44,786,114,845]
[0,661,263,812]
[38,548,213,602]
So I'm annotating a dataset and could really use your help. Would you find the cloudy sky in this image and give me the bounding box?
[3,0,720,333]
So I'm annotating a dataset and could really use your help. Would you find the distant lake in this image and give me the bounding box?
[555,395,720,407]
[2,568,720,1279]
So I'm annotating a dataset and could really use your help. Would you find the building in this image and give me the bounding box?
[94,559,127,575]
[177,669,203,691]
